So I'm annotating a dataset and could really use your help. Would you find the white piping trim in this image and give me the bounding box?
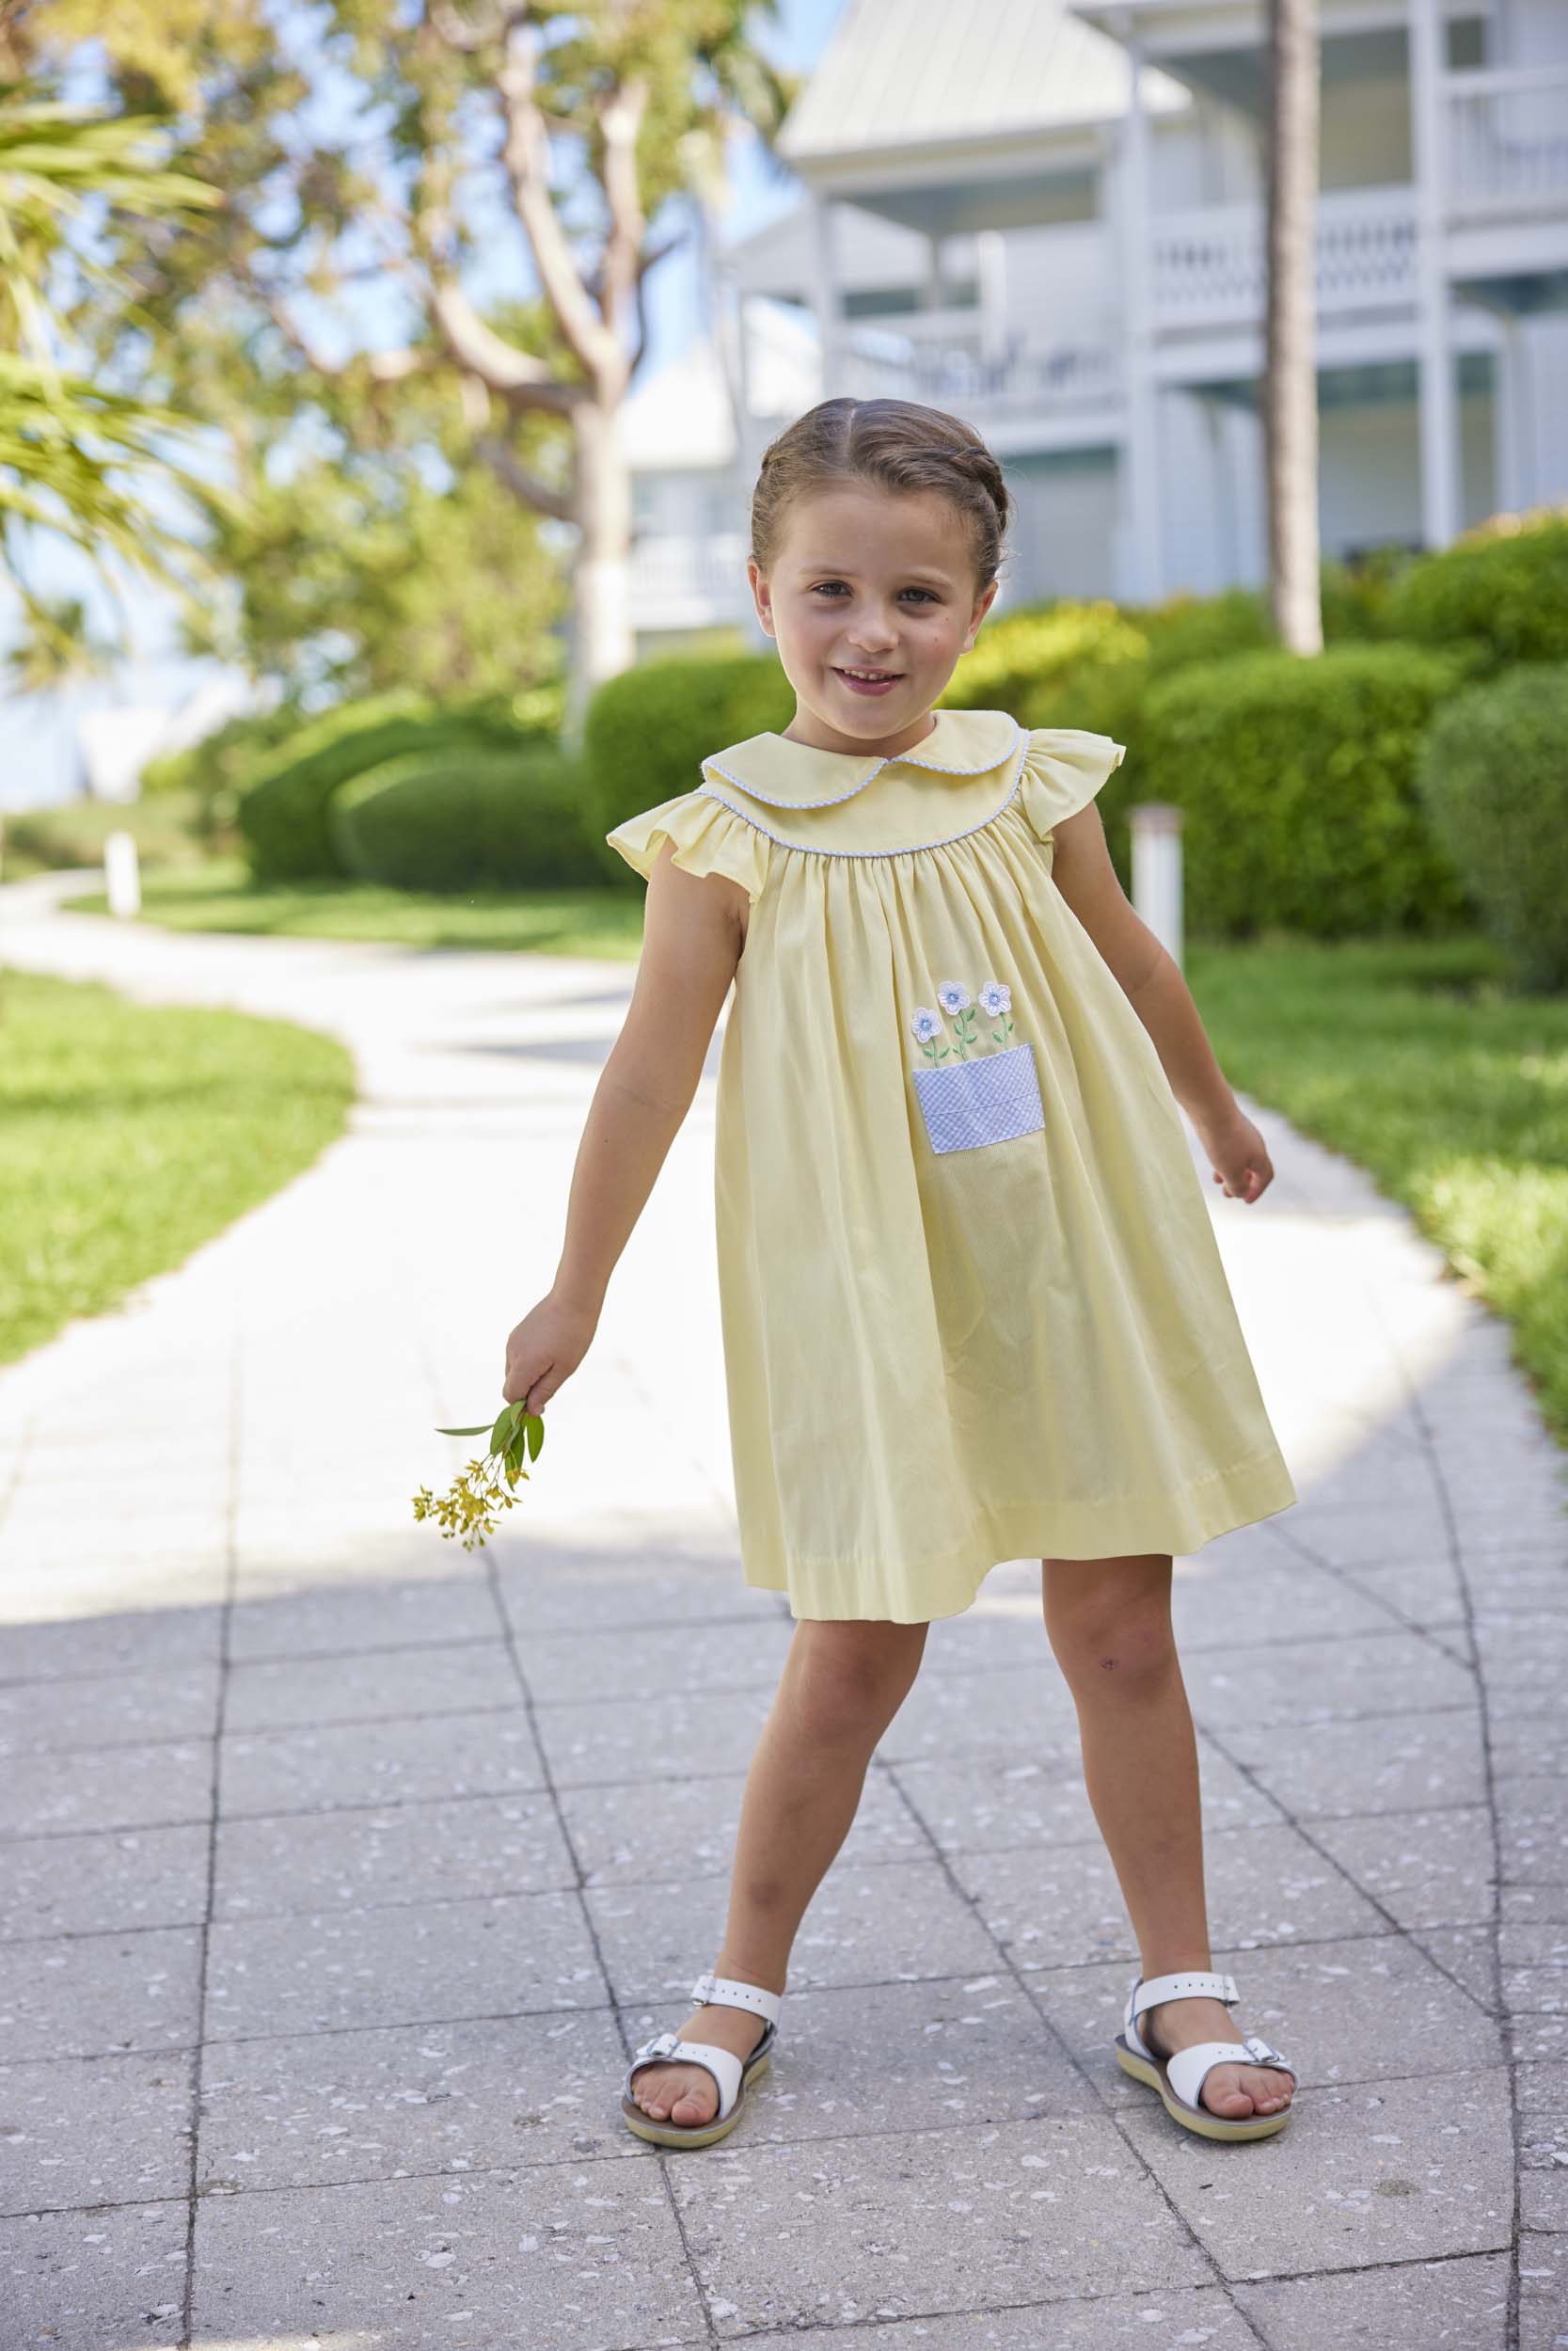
[702,751,879,811]
[698,728,1034,860]
[701,715,1024,811]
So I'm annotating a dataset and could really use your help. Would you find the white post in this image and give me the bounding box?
[1115,19,1164,601]
[104,830,141,919]
[1410,0,1461,545]
[1131,801,1184,971]
[809,190,842,395]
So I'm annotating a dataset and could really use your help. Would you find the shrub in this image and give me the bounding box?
[1320,544,1412,643]
[0,789,214,881]
[1384,506,1568,674]
[581,654,793,870]
[1415,662,1568,990]
[237,691,552,881]
[331,744,598,893]
[140,704,306,840]
[1135,642,1473,940]
[1132,585,1276,675]
[943,599,1146,715]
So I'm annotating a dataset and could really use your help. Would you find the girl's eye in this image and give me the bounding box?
[809,583,937,603]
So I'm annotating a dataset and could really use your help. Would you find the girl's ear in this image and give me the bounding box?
[961,579,1000,653]
[748,557,776,640]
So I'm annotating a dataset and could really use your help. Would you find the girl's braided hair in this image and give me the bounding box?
[750,396,1011,597]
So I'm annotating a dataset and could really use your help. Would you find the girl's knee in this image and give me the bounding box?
[786,1615,927,1730]
[1043,1557,1175,1688]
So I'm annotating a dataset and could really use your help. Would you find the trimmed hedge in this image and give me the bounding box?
[141,704,307,838]
[1384,508,1568,674]
[581,653,794,873]
[1416,662,1568,991]
[1134,643,1473,940]
[331,745,597,893]
[237,691,552,881]
[942,600,1146,715]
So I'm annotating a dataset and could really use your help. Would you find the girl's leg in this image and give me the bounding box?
[1041,1553,1294,2121]
[628,1613,930,2126]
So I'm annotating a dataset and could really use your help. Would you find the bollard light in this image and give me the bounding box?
[104,830,141,920]
[1130,800,1184,973]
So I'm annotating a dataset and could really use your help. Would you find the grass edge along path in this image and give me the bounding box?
[54,878,1568,1458]
[0,968,356,1367]
[62,859,646,961]
[1187,931,1568,1455]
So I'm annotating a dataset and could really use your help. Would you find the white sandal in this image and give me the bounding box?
[1115,1968,1297,2142]
[621,1968,781,2150]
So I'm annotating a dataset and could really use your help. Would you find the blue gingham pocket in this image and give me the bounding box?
[911,1040,1044,1155]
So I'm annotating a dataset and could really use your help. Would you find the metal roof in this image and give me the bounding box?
[775,0,1188,165]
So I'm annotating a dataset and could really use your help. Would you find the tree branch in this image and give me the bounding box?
[476,433,574,521]
[426,277,580,415]
[261,292,429,385]
[497,20,613,385]
[427,0,530,54]
[594,71,648,363]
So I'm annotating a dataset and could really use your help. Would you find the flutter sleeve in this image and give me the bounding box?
[1015,727,1127,843]
[604,788,771,905]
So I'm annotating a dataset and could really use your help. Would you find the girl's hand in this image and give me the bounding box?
[502,1289,598,1414]
[1200,1107,1275,1203]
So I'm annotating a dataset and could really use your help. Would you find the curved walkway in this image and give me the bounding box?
[1,872,1564,2351]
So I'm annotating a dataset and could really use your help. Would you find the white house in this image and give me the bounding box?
[627,0,1568,637]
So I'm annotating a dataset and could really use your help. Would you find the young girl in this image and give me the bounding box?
[501,396,1301,2153]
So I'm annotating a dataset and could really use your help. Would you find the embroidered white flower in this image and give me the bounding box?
[935,980,972,1015]
[977,980,1011,1017]
[910,1007,943,1044]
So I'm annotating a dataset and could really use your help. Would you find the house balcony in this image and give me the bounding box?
[627,532,752,635]
[833,310,1123,443]
[1446,63,1568,221]
[1153,185,1419,335]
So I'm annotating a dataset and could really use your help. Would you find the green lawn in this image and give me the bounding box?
[62,857,646,960]
[1187,930,1568,1448]
[0,970,356,1365]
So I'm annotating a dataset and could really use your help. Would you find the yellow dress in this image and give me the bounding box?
[605,706,1297,1623]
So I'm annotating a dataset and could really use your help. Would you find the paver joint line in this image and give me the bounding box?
[0,881,1560,2347]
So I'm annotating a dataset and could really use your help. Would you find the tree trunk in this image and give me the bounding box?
[562,395,634,754]
[1263,0,1323,655]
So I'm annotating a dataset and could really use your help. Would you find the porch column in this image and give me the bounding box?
[1494,316,1530,512]
[976,229,1008,366]
[1114,15,1163,601]
[1409,0,1461,544]
[924,231,944,310]
[809,189,843,396]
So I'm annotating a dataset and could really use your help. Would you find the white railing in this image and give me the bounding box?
[1152,187,1418,328]
[1447,64,1568,215]
[835,325,1121,417]
[628,532,750,624]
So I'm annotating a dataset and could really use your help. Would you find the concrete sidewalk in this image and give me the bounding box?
[1,873,1565,2351]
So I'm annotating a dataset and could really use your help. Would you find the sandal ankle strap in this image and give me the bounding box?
[689,1969,783,2026]
[1132,1969,1240,2018]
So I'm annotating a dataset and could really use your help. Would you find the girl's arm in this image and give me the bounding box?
[1049,804,1275,1204]
[503,845,748,1409]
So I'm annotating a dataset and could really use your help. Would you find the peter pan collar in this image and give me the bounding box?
[701,707,1022,810]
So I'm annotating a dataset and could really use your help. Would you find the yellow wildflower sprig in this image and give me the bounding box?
[411,1398,546,1550]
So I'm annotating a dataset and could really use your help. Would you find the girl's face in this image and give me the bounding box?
[748,484,999,758]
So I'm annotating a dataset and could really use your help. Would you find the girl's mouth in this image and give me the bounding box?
[833,665,903,697]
